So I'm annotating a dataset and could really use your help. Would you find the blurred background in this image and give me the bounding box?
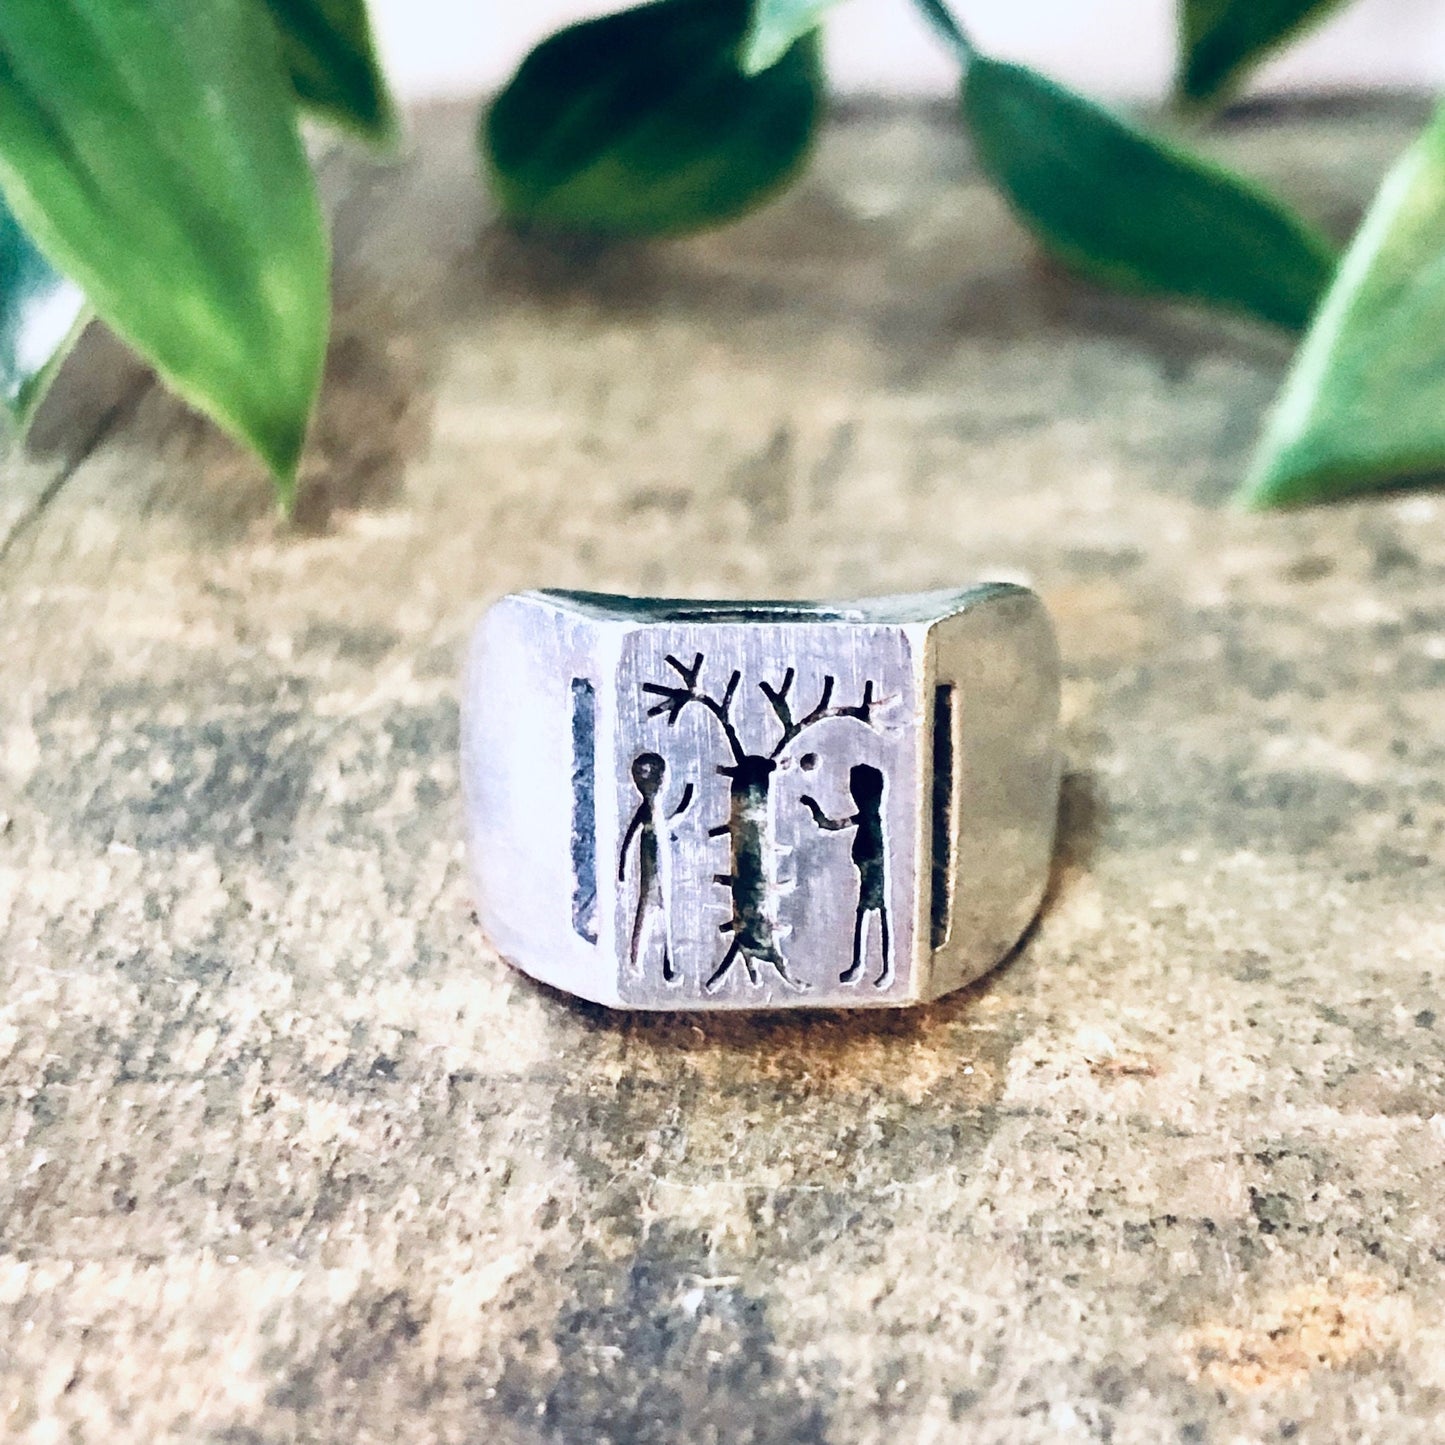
[373,0,1445,102]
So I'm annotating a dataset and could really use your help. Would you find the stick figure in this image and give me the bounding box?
[801,763,891,987]
[619,752,693,982]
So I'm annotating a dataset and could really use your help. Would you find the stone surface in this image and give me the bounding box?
[1,97,1443,1444]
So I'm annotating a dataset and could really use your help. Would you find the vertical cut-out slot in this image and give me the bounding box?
[570,678,598,943]
[930,683,956,950]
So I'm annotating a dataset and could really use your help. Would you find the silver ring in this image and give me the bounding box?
[462,586,1061,1010]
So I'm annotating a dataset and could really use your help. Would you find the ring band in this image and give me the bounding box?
[462,586,1061,1010]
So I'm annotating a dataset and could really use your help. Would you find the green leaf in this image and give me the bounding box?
[262,0,398,140]
[485,0,823,236]
[913,0,974,59]
[1180,0,1350,106]
[0,0,330,495]
[0,195,85,423]
[740,0,838,74]
[1240,107,1445,508]
[960,56,1336,331]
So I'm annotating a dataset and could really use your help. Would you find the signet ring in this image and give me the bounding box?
[462,586,1061,1010]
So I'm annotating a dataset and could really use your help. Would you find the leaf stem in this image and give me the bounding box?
[912,0,976,64]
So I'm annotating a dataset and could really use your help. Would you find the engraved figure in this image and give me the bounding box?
[802,763,891,987]
[619,752,693,982]
[642,654,876,992]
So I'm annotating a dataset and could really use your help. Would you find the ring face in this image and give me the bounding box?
[616,618,916,1002]
[462,587,1061,1011]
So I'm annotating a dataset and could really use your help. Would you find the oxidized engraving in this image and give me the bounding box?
[569,677,598,943]
[463,585,1062,1011]
[802,762,891,987]
[619,752,693,980]
[640,653,879,992]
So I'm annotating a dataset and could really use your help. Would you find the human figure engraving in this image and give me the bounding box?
[801,763,891,987]
[619,752,693,982]
[642,654,877,992]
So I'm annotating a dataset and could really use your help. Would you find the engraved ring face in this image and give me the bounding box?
[462,588,1061,1011]
[616,630,910,1000]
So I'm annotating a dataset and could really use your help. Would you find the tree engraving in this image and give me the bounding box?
[641,653,878,991]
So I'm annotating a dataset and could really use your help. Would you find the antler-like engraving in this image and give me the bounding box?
[642,653,745,762]
[637,652,881,995]
[766,673,874,758]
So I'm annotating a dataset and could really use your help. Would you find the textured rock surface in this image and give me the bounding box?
[2,99,1444,1444]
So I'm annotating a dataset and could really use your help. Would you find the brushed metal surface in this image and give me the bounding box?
[462,586,1061,1009]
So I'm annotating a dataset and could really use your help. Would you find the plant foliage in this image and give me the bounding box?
[961,55,1335,330]
[0,0,331,493]
[740,0,841,74]
[1242,102,1445,507]
[1180,0,1349,106]
[264,0,398,139]
[0,0,1438,509]
[486,0,822,236]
